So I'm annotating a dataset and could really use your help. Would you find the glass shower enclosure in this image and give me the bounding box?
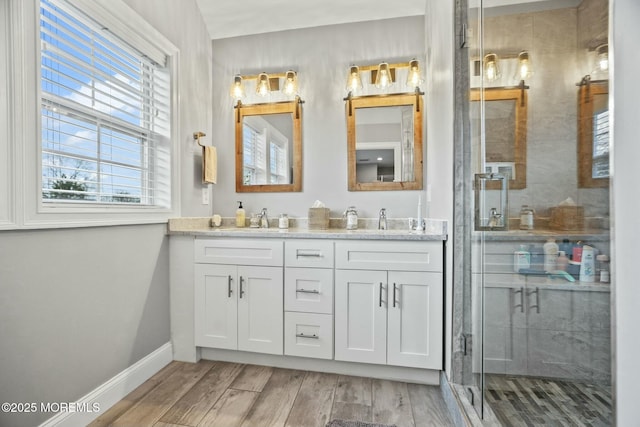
[464,0,612,424]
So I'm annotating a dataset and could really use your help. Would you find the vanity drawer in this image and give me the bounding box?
[284,312,333,360]
[285,267,333,314]
[195,238,283,266]
[335,241,443,272]
[285,240,334,268]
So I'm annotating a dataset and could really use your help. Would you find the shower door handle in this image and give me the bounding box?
[512,287,524,312]
[528,287,540,313]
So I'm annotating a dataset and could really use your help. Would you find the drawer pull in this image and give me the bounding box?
[297,252,322,258]
[379,282,383,307]
[228,275,233,298]
[239,276,245,298]
[296,288,320,294]
[296,333,319,339]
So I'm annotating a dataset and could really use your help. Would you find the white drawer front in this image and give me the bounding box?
[285,267,333,314]
[335,241,443,272]
[195,238,283,266]
[285,240,334,268]
[284,312,333,360]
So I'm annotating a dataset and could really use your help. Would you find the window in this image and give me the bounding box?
[242,117,289,186]
[39,0,171,207]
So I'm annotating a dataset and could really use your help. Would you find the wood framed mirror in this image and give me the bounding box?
[235,98,302,192]
[470,85,528,190]
[578,79,609,188]
[346,92,423,191]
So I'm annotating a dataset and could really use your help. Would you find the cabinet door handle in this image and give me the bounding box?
[528,287,540,313]
[512,287,524,312]
[379,282,383,307]
[228,275,233,298]
[392,283,398,308]
[297,252,322,258]
[239,276,245,298]
[295,333,319,339]
[296,288,320,294]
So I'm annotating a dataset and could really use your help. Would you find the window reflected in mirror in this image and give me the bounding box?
[235,99,302,192]
[346,93,423,191]
[578,80,609,188]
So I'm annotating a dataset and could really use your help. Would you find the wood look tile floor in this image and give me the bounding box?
[89,360,454,427]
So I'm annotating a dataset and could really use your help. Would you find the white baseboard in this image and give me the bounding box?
[39,342,173,427]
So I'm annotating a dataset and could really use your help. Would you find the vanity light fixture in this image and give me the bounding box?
[346,65,363,93]
[282,70,299,96]
[344,59,423,95]
[484,53,500,81]
[229,70,300,101]
[516,51,532,80]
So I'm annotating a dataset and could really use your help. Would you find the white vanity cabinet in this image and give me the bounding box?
[334,241,444,369]
[284,240,334,359]
[194,239,283,355]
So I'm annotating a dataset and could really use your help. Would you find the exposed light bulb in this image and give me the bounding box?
[256,72,271,97]
[375,62,393,89]
[282,70,298,96]
[406,59,423,88]
[229,75,245,100]
[484,53,499,81]
[346,65,363,93]
[597,44,609,71]
[517,51,532,80]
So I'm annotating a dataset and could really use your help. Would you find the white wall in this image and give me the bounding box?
[611,0,640,424]
[425,2,455,376]
[210,17,429,220]
[0,1,212,426]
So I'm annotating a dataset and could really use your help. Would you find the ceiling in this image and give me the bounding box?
[195,0,583,40]
[195,0,427,40]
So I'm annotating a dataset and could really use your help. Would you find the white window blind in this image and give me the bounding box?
[40,0,171,206]
[592,109,610,178]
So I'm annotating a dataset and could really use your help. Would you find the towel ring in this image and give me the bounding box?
[193,131,206,147]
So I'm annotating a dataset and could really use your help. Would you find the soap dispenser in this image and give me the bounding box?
[236,201,246,227]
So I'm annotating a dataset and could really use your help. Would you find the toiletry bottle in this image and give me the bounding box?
[279,214,289,229]
[597,254,610,283]
[556,250,569,271]
[559,239,572,257]
[514,245,531,273]
[236,201,246,227]
[579,245,596,282]
[529,244,544,270]
[543,238,559,272]
[344,206,358,230]
[572,241,584,262]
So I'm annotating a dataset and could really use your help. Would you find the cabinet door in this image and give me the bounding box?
[483,283,527,375]
[237,266,283,355]
[387,271,443,369]
[335,269,387,365]
[194,264,237,350]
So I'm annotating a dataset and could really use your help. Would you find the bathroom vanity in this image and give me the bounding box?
[169,218,447,385]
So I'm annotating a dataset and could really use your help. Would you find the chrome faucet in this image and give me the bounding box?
[378,208,387,230]
[487,207,502,228]
[259,208,269,228]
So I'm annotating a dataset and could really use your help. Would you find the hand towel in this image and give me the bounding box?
[202,146,217,184]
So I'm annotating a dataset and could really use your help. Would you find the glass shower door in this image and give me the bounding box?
[466,0,612,424]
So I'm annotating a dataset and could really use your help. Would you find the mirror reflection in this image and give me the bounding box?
[347,93,423,191]
[235,99,302,192]
[355,106,414,183]
[470,87,528,189]
[578,80,609,188]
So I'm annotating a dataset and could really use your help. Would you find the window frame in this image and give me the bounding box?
[7,0,181,229]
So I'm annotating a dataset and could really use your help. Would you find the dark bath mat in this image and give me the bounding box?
[326,420,397,427]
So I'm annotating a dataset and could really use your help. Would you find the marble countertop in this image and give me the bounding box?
[168,217,448,241]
